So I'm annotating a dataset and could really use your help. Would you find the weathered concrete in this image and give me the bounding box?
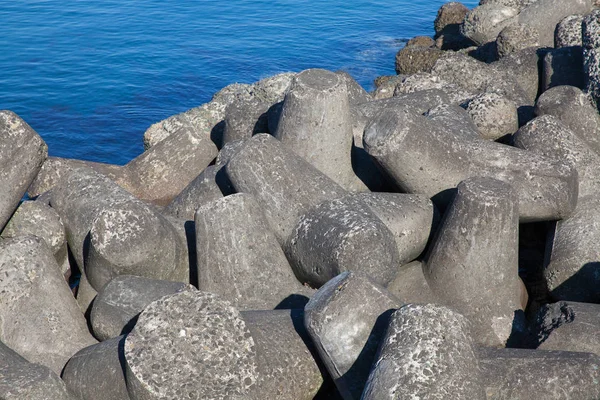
[492,47,542,105]
[392,73,474,104]
[346,192,435,265]
[514,114,600,197]
[496,24,539,58]
[286,196,400,288]
[424,103,481,139]
[51,168,187,292]
[363,104,578,221]
[465,92,519,140]
[1,200,70,278]
[583,9,600,107]
[91,275,196,341]
[225,134,347,245]
[534,301,600,355]
[336,71,372,106]
[0,110,47,231]
[535,85,600,153]
[542,47,585,91]
[556,14,584,48]
[242,310,324,400]
[479,347,600,399]
[425,177,523,346]
[0,236,96,374]
[387,261,439,304]
[195,193,311,309]
[434,2,469,36]
[544,195,600,302]
[61,336,130,400]
[460,4,519,46]
[222,97,270,144]
[275,69,367,192]
[124,291,258,400]
[517,0,592,47]
[362,304,484,400]
[395,46,443,75]
[0,341,74,400]
[304,272,402,399]
[163,165,224,220]
[76,273,98,315]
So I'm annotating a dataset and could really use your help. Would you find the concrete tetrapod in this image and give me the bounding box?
[61,336,130,400]
[544,195,600,302]
[274,68,367,192]
[51,168,188,293]
[1,200,70,279]
[286,196,400,288]
[225,133,347,245]
[90,275,196,341]
[195,193,311,310]
[124,291,258,400]
[534,301,600,355]
[514,114,600,197]
[304,272,402,400]
[0,341,74,400]
[363,104,578,221]
[0,236,97,374]
[424,177,524,346]
[478,347,600,400]
[0,110,47,231]
[362,304,485,400]
[583,9,600,107]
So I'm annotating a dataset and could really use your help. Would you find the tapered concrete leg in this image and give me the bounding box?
[424,177,523,346]
[362,304,485,400]
[275,68,367,192]
[304,272,402,399]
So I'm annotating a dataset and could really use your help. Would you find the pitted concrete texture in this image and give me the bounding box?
[125,291,258,400]
[1,200,69,277]
[0,110,47,231]
[91,275,196,341]
[460,4,519,46]
[496,24,539,58]
[583,9,600,107]
[0,236,96,375]
[466,92,519,139]
[225,133,347,245]
[556,14,584,47]
[362,304,484,400]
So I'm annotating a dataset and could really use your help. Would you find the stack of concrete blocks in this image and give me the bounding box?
[7,1,600,397]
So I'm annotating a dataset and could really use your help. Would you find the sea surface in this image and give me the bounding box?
[0,0,478,165]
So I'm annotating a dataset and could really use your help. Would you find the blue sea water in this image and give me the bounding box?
[0,0,478,165]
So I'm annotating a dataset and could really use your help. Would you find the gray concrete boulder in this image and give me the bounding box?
[163,165,224,220]
[225,134,347,245]
[362,304,485,400]
[392,73,474,104]
[304,272,402,399]
[0,236,96,374]
[534,301,600,355]
[387,261,439,304]
[242,310,325,399]
[496,24,540,58]
[394,46,443,75]
[517,0,592,48]
[460,4,519,46]
[336,71,372,105]
[346,193,435,265]
[544,195,600,302]
[61,336,129,400]
[1,200,69,279]
[479,0,535,11]
[0,341,74,400]
[514,114,600,197]
[555,14,584,48]
[286,196,400,288]
[479,347,600,399]
[90,275,196,341]
[0,110,47,231]
[363,104,578,222]
[51,168,189,292]
[465,92,519,139]
[583,9,600,107]
[124,291,258,400]
[274,69,367,192]
[424,177,523,346]
[434,2,469,36]
[222,96,270,144]
[195,193,311,309]
[542,47,585,91]
[492,47,543,105]
[424,103,481,139]
[76,273,99,314]
[535,85,600,154]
